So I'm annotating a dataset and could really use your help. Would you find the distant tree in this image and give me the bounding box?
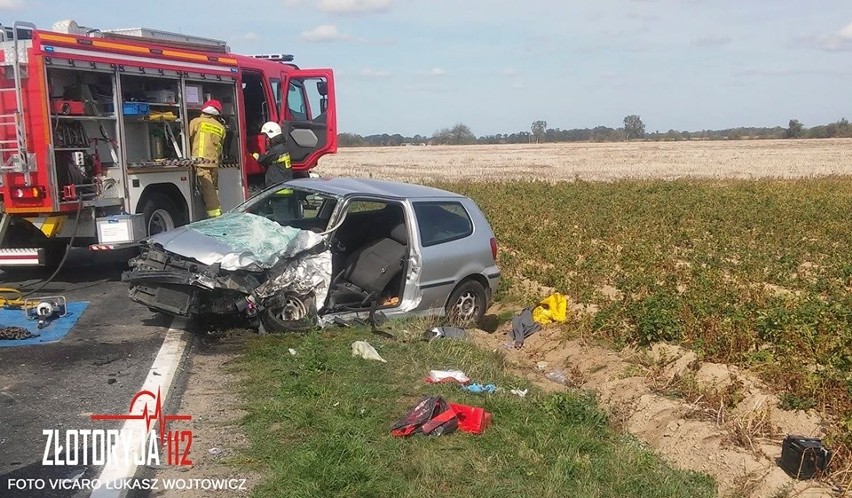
[623,115,645,140]
[531,120,547,143]
[432,123,476,145]
[785,119,804,139]
[338,132,365,147]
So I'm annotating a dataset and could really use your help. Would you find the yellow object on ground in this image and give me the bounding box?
[0,288,24,307]
[532,293,569,326]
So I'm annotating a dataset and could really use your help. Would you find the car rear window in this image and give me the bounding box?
[413,201,473,247]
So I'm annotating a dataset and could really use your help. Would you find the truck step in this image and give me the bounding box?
[0,248,45,266]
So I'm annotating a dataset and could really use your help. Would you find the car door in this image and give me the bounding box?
[412,200,479,310]
[281,69,337,172]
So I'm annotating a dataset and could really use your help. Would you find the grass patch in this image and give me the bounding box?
[233,328,715,498]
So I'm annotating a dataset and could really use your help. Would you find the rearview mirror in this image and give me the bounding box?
[316,80,328,97]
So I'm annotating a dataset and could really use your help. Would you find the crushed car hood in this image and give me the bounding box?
[147,212,326,272]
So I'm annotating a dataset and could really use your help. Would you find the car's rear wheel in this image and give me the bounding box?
[445,279,487,326]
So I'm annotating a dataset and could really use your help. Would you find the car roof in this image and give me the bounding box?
[286,177,467,200]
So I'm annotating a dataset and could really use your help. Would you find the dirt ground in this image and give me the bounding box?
[475,302,846,498]
[151,331,259,497]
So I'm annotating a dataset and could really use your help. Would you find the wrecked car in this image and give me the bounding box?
[122,178,501,332]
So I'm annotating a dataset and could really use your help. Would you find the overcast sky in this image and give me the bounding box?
[7,0,852,136]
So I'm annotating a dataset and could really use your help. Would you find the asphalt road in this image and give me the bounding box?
[0,250,180,497]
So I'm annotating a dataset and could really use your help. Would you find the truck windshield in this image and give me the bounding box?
[237,186,337,232]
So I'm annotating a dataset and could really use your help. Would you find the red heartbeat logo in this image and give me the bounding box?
[91,388,192,446]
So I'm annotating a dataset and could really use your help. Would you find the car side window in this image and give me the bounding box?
[413,201,473,247]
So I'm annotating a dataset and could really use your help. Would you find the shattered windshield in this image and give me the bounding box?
[237,185,338,233]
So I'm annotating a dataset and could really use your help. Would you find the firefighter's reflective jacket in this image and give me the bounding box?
[188,114,226,164]
[256,135,293,187]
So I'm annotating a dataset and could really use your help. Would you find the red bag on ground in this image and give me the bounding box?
[391,396,459,437]
[450,403,492,435]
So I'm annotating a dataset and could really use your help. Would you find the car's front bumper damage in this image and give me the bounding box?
[121,213,333,332]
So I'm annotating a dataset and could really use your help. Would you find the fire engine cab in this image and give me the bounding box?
[0,20,337,268]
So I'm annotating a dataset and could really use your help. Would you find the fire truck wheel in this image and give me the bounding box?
[139,193,184,236]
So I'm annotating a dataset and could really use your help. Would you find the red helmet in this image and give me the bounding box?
[201,99,222,115]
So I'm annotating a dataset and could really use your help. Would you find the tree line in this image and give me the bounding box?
[338,116,852,147]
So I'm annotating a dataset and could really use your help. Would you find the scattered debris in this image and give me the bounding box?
[426,369,470,384]
[510,308,541,348]
[462,383,497,394]
[391,396,492,437]
[208,447,222,456]
[510,293,572,348]
[391,396,459,437]
[510,388,528,398]
[532,293,569,326]
[288,348,297,356]
[423,326,466,341]
[351,341,387,363]
[544,369,569,385]
[107,378,116,385]
[450,403,492,435]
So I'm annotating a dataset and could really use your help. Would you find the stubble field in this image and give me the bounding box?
[316,138,852,181]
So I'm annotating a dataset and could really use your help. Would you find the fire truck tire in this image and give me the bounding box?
[139,193,185,237]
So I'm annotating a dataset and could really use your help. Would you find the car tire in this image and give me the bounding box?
[139,193,185,237]
[260,293,318,333]
[445,279,487,326]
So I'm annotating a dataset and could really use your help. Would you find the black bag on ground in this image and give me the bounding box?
[779,435,832,479]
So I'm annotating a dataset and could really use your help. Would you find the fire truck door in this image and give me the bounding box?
[281,69,336,170]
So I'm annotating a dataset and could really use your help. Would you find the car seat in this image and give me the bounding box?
[327,223,408,310]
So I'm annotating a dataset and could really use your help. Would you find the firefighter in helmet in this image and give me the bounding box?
[189,99,226,217]
[252,121,297,221]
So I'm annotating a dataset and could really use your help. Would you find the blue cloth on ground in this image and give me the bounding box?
[463,383,497,394]
[0,301,89,347]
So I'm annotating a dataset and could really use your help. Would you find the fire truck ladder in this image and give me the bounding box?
[0,22,43,267]
[0,21,35,177]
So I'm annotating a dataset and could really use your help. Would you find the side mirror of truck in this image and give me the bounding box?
[316,81,328,97]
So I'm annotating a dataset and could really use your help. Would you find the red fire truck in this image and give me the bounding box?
[0,20,337,268]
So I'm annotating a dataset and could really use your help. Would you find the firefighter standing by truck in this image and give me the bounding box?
[189,99,226,218]
[253,121,297,221]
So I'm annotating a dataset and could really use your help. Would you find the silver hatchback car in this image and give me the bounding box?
[123,178,500,332]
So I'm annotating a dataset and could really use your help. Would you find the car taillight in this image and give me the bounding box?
[13,186,45,200]
[490,237,498,261]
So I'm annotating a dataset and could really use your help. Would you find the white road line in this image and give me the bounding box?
[89,318,192,498]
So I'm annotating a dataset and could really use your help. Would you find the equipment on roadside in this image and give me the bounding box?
[23,295,67,329]
[779,435,832,479]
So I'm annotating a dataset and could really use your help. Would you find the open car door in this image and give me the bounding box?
[281,69,337,172]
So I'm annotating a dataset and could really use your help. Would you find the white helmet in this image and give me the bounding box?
[260,121,283,139]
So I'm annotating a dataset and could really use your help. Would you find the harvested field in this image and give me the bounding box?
[316,139,852,181]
